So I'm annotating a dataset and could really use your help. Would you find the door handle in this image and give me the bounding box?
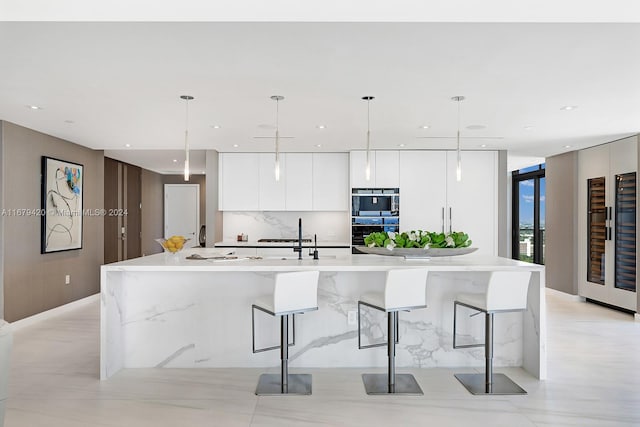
[449,207,452,234]
[441,207,445,233]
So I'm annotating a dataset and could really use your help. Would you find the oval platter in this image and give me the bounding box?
[355,246,478,257]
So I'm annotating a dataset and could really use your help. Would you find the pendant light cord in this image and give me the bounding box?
[184,98,190,154]
[275,97,279,162]
[366,98,371,152]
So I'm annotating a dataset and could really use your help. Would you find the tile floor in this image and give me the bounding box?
[5,290,640,426]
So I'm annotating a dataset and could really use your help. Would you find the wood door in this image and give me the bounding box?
[104,158,120,264]
[125,165,141,259]
[104,158,142,263]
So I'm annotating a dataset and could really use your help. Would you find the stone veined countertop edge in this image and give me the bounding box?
[101,252,544,272]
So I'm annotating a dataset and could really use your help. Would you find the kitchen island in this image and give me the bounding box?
[101,250,545,380]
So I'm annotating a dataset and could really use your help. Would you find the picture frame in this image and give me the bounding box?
[41,156,84,253]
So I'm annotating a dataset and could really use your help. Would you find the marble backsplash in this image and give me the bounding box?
[222,211,350,242]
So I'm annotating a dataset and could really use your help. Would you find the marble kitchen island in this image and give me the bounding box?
[100,250,545,381]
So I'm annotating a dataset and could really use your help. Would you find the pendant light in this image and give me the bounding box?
[451,95,465,182]
[362,96,375,181]
[180,95,194,181]
[271,95,284,181]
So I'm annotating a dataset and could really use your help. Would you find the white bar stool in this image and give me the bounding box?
[453,270,532,395]
[357,268,429,395]
[252,270,320,395]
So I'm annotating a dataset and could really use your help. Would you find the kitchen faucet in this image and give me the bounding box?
[293,218,303,260]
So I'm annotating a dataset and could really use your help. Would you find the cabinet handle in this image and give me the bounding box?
[449,207,452,234]
[441,207,445,233]
[608,226,612,241]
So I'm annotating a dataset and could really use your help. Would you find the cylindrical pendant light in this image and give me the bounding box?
[362,96,375,181]
[451,96,465,182]
[271,95,284,181]
[180,95,194,181]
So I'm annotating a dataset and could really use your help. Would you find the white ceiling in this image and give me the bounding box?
[0,19,639,173]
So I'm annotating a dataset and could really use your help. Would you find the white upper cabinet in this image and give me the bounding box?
[374,151,400,187]
[399,151,447,232]
[219,153,260,211]
[258,153,286,211]
[398,150,497,255]
[350,150,399,188]
[350,150,375,188]
[219,152,349,211]
[313,153,349,211]
[285,153,313,211]
[446,150,497,255]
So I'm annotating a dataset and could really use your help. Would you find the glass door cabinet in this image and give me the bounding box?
[579,138,637,312]
[614,172,636,292]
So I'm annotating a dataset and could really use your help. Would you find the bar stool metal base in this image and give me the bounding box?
[454,373,527,395]
[255,373,312,395]
[362,373,423,395]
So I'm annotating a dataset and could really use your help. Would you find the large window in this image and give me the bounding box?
[512,164,545,264]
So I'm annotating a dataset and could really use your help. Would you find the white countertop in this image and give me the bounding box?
[103,249,544,273]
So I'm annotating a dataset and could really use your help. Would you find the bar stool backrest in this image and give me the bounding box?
[485,271,532,311]
[273,271,320,314]
[384,269,429,310]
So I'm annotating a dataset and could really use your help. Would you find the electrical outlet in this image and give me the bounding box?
[65,275,70,285]
[347,310,357,326]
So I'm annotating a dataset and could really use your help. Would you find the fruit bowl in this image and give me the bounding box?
[156,236,189,256]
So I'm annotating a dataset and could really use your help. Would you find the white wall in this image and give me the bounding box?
[222,211,350,243]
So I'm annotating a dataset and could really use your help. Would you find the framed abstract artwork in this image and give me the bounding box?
[41,156,84,253]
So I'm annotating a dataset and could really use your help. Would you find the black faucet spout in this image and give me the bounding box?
[297,218,303,260]
[293,218,303,259]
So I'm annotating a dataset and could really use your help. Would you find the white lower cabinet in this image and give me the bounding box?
[399,150,497,256]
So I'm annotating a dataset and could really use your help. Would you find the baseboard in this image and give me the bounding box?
[10,293,99,331]
[545,287,584,302]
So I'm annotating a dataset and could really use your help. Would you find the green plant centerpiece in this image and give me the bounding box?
[364,230,472,250]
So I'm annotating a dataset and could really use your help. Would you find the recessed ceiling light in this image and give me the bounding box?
[315,144,322,148]
[466,125,487,130]
[125,144,131,148]
[316,125,326,129]
[172,159,177,163]
[419,125,430,129]
[233,144,239,148]
[480,144,487,148]
[211,125,221,129]
[560,105,578,111]
[564,145,572,148]
[524,126,534,130]
[27,105,42,110]
[398,143,406,147]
